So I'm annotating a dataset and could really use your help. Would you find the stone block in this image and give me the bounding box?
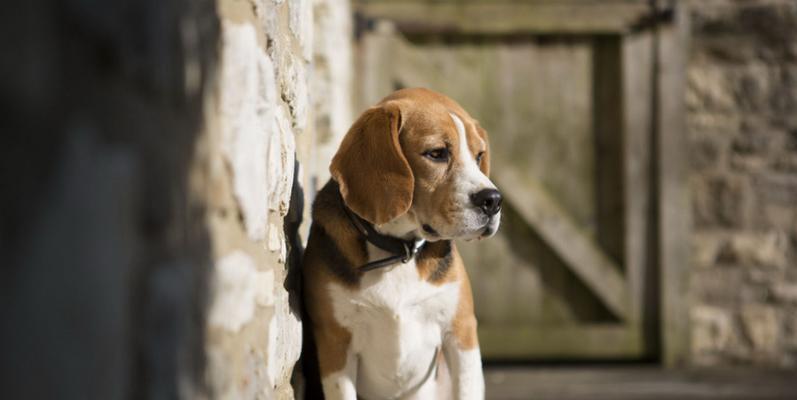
[772,283,797,304]
[686,64,736,113]
[690,1,797,62]
[691,305,734,354]
[692,35,757,63]
[692,175,753,229]
[209,251,274,332]
[689,134,723,171]
[729,154,768,172]
[220,21,296,241]
[691,233,726,268]
[783,309,797,349]
[686,110,740,134]
[771,66,797,115]
[690,267,745,305]
[757,203,797,232]
[731,117,774,156]
[771,154,797,173]
[741,304,780,352]
[256,0,311,135]
[716,231,790,268]
[289,0,313,62]
[752,173,797,207]
[732,63,772,113]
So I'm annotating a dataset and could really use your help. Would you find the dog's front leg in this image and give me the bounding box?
[443,316,485,400]
[315,329,358,400]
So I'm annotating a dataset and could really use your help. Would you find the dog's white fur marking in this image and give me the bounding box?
[449,112,500,240]
[442,346,484,400]
[327,243,461,400]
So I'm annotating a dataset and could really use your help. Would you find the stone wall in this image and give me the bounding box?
[0,0,351,398]
[687,0,797,367]
[208,0,350,397]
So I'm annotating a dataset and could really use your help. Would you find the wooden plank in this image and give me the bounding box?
[355,1,652,35]
[484,367,797,400]
[621,32,655,331]
[655,0,690,368]
[593,32,655,332]
[593,37,625,273]
[493,167,631,321]
[479,324,643,359]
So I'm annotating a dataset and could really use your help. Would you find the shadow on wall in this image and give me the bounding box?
[0,1,219,399]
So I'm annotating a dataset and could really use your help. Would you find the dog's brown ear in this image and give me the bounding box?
[330,102,413,225]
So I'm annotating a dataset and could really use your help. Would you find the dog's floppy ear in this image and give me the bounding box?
[330,101,413,225]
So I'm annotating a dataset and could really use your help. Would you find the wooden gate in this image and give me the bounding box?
[354,0,689,364]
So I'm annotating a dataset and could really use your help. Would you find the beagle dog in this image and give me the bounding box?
[302,88,501,399]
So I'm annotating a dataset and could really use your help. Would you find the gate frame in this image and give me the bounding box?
[354,0,690,367]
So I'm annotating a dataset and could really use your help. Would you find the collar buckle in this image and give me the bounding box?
[401,242,414,263]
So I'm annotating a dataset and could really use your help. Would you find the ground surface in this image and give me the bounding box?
[484,366,797,400]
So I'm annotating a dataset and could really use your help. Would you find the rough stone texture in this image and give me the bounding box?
[688,0,797,367]
[307,0,353,189]
[0,0,351,398]
[205,0,352,397]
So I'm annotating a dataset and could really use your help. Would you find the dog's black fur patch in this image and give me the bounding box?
[310,224,361,286]
[422,240,453,283]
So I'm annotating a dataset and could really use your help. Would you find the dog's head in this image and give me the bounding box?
[330,88,501,241]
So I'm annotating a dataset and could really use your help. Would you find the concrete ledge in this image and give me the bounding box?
[485,366,797,400]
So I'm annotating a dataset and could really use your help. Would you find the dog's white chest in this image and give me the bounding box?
[327,249,460,399]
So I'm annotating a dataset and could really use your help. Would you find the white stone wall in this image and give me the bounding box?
[309,0,354,189]
[204,0,351,398]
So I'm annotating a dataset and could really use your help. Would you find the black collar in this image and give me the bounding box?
[343,206,425,271]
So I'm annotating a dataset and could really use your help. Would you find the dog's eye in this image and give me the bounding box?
[476,151,485,164]
[423,148,449,162]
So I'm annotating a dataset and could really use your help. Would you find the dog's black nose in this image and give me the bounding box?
[470,189,502,216]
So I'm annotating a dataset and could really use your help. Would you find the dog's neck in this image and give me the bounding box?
[374,212,422,241]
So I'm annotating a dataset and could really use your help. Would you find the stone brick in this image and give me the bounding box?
[716,231,790,268]
[686,111,740,135]
[690,1,797,62]
[729,154,768,172]
[309,0,353,186]
[772,283,797,304]
[740,304,780,352]
[219,21,296,241]
[732,63,772,113]
[692,175,753,228]
[771,153,797,173]
[731,117,774,156]
[691,233,726,268]
[691,267,745,305]
[771,66,797,115]
[690,134,723,171]
[691,305,734,354]
[787,128,797,151]
[783,310,797,349]
[687,64,736,113]
[752,173,797,206]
